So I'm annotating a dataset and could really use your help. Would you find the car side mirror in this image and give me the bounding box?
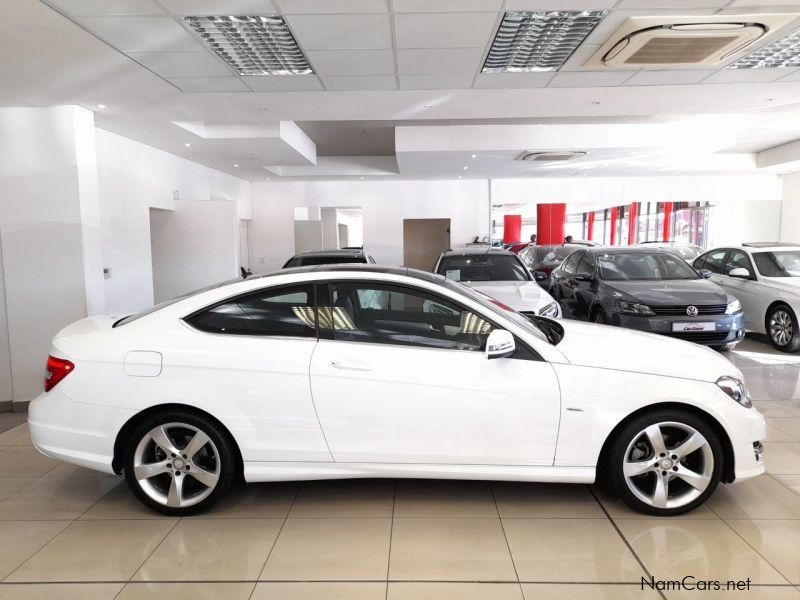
[699,269,713,279]
[486,329,516,359]
[575,272,594,282]
[533,270,548,282]
[729,267,751,279]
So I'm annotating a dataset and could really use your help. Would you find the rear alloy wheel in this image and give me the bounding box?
[609,411,722,516]
[767,305,800,353]
[124,412,236,515]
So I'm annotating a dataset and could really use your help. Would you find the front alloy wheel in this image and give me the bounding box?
[768,305,800,353]
[610,411,722,515]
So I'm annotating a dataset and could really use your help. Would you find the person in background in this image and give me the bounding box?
[530,234,537,245]
[564,235,573,244]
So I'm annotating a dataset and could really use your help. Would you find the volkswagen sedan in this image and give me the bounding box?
[29,265,765,517]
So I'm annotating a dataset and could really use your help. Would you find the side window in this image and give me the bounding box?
[724,250,754,277]
[692,254,706,270]
[187,285,316,337]
[577,254,594,276]
[703,249,729,274]
[562,252,583,275]
[325,283,494,351]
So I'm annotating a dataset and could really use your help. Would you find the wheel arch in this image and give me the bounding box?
[596,401,736,484]
[764,300,795,333]
[112,403,244,477]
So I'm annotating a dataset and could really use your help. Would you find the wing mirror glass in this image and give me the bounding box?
[729,267,751,279]
[699,269,713,279]
[533,270,548,282]
[486,329,516,359]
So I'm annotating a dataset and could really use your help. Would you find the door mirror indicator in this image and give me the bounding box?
[729,267,751,279]
[486,329,516,359]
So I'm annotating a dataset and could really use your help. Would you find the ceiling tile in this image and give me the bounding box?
[306,49,395,75]
[399,74,474,89]
[506,0,616,8]
[244,74,324,91]
[548,71,634,87]
[725,0,800,6]
[559,44,601,72]
[321,75,397,90]
[166,76,251,92]
[624,69,718,86]
[474,72,553,88]
[397,48,485,74]
[393,0,503,11]
[778,69,800,81]
[615,0,729,7]
[75,16,200,51]
[703,68,797,84]
[285,14,392,49]
[128,51,232,77]
[45,0,165,15]
[276,0,388,13]
[158,0,278,14]
[394,12,498,49]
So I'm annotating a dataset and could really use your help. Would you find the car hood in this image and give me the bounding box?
[555,319,742,383]
[604,279,728,305]
[464,280,554,312]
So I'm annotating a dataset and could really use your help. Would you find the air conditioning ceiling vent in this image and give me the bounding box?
[517,151,587,162]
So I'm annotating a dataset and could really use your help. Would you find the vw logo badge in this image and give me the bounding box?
[686,305,699,317]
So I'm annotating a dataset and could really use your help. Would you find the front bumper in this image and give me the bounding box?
[720,396,766,482]
[609,312,745,346]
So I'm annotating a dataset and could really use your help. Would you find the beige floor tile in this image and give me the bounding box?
[118,582,255,599]
[394,480,496,518]
[521,583,661,599]
[728,520,800,584]
[79,483,175,520]
[389,583,523,599]
[0,583,123,600]
[493,483,605,519]
[41,462,120,480]
[503,518,643,583]
[135,518,282,582]
[769,418,800,441]
[0,446,60,477]
[768,425,798,442]
[773,475,800,496]
[707,475,800,519]
[253,582,387,600]
[0,521,71,579]
[0,424,31,446]
[389,517,516,582]
[593,487,720,520]
[764,443,800,475]
[262,517,391,581]
[617,519,789,584]
[6,519,175,582]
[187,482,297,519]
[667,586,800,599]
[753,402,800,419]
[0,478,35,501]
[0,476,120,520]
[289,479,394,518]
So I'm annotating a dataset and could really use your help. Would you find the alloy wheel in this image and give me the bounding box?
[770,309,794,347]
[622,422,714,510]
[132,422,221,508]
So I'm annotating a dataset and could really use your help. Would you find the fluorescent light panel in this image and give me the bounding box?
[183,15,312,76]
[727,27,800,69]
[483,10,607,73]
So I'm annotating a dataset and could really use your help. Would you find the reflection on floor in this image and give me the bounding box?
[0,335,799,599]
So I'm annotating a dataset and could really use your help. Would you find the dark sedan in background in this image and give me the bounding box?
[549,247,745,350]
[518,244,582,288]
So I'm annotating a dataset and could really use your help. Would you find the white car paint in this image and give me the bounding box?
[464,280,562,318]
[29,268,764,502]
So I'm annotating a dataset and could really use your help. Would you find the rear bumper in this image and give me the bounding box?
[610,312,745,346]
[28,388,135,475]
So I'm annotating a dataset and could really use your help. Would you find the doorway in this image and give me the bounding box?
[403,218,450,271]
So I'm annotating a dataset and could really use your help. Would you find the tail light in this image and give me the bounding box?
[44,355,74,392]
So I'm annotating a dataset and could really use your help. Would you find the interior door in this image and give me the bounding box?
[309,281,561,465]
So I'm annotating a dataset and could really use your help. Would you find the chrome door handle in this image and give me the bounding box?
[330,360,372,372]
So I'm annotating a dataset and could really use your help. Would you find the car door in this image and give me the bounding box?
[720,249,760,330]
[703,248,731,290]
[555,251,584,312]
[573,253,597,319]
[309,280,561,465]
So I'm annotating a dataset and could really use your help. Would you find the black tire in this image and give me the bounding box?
[608,409,723,516]
[767,304,800,353]
[123,410,237,516]
[591,307,607,324]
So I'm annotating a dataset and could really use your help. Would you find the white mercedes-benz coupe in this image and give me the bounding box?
[29,265,765,516]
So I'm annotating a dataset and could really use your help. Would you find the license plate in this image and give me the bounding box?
[672,322,715,332]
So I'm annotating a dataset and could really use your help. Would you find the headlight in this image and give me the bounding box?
[725,299,742,315]
[716,376,752,408]
[617,301,655,316]
[539,301,559,317]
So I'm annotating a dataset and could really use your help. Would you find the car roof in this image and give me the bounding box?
[293,249,366,257]
[440,246,514,257]
[584,246,671,255]
[740,242,800,249]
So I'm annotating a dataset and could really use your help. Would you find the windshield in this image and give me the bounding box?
[533,246,575,263]
[753,250,800,277]
[667,245,702,260]
[437,255,530,282]
[597,252,699,281]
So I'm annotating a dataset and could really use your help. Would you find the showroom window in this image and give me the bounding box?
[186,285,317,337]
[324,282,494,351]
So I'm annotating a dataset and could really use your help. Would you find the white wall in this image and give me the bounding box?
[709,199,782,247]
[781,173,800,243]
[251,180,490,270]
[0,239,12,408]
[96,128,251,314]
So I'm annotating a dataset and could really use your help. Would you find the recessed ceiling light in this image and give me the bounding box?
[727,27,800,69]
[483,10,607,73]
[184,143,191,147]
[360,177,364,180]
[463,166,469,170]
[96,104,106,109]
[183,15,312,76]
[458,175,462,179]
[234,164,239,167]
[471,154,477,158]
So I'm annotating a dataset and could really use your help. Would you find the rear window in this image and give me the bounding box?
[298,255,367,266]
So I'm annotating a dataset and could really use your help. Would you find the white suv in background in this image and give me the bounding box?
[693,243,800,352]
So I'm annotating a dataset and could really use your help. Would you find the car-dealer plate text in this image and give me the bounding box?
[672,322,715,332]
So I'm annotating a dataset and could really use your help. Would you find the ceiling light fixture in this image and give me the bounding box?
[234,164,239,167]
[184,143,191,147]
[727,27,800,69]
[96,104,107,109]
[463,166,469,170]
[471,154,477,158]
[483,10,607,73]
[183,15,312,76]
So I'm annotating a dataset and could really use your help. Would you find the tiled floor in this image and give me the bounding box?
[1,335,799,599]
